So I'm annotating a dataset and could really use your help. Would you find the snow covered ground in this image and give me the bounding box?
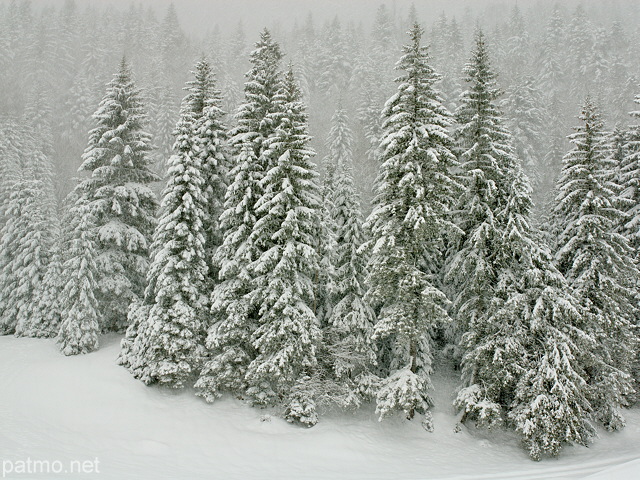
[1,335,640,480]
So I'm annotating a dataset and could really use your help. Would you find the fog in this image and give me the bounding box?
[1,0,640,212]
[3,1,640,468]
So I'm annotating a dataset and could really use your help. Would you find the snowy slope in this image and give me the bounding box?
[1,335,640,480]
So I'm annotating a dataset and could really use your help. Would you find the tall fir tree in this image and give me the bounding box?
[323,107,376,404]
[553,98,637,430]
[28,238,65,338]
[454,157,598,460]
[196,30,284,402]
[232,29,283,159]
[365,24,460,424]
[195,143,261,400]
[243,66,322,426]
[445,31,516,358]
[75,58,159,332]
[0,176,55,336]
[57,200,101,356]
[501,76,545,196]
[191,61,229,279]
[118,62,215,387]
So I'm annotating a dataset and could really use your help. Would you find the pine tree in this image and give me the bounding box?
[445,31,519,354]
[190,60,229,277]
[553,98,637,430]
[567,5,594,98]
[76,58,159,332]
[0,120,58,337]
[28,242,65,338]
[195,143,260,400]
[317,18,351,96]
[365,24,459,423]
[243,67,322,426]
[196,30,283,402]
[507,251,597,461]
[118,64,214,387]
[0,176,54,335]
[356,4,397,173]
[11,178,58,338]
[148,82,179,177]
[455,159,597,460]
[535,91,567,222]
[502,5,531,84]
[232,29,283,158]
[57,201,100,356]
[323,108,376,403]
[501,77,545,195]
[157,3,189,93]
[537,6,566,95]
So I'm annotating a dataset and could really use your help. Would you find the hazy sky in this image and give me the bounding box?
[32,0,558,36]
[18,0,640,41]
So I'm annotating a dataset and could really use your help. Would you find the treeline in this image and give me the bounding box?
[0,1,639,211]
[1,1,640,463]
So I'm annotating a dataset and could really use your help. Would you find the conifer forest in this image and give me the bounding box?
[3,0,640,476]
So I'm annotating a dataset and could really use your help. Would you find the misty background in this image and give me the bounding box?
[1,0,639,216]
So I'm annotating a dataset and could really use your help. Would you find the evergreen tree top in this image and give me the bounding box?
[460,30,501,115]
[454,29,515,203]
[555,97,617,226]
[383,22,450,130]
[181,58,220,117]
[370,23,459,249]
[79,58,158,186]
[264,66,314,164]
[564,96,606,170]
[324,107,353,186]
[232,28,283,149]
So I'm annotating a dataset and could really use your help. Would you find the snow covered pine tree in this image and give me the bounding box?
[365,23,460,426]
[75,58,159,333]
[243,66,322,426]
[118,59,221,387]
[57,201,101,356]
[553,97,638,431]
[196,30,284,402]
[322,107,377,407]
[449,33,606,461]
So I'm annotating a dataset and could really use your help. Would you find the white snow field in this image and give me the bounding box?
[1,334,640,480]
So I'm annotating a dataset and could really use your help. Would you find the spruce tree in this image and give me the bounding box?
[553,98,637,430]
[11,178,58,338]
[232,29,283,158]
[322,107,376,404]
[191,60,229,277]
[243,66,322,426]
[76,58,159,332]
[455,160,597,460]
[365,24,459,423]
[445,31,515,357]
[57,201,101,356]
[196,30,283,402]
[537,6,566,95]
[195,143,260,400]
[0,121,57,337]
[0,176,54,336]
[118,64,213,387]
[317,107,353,332]
[28,243,65,338]
[449,32,600,460]
[501,77,545,194]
